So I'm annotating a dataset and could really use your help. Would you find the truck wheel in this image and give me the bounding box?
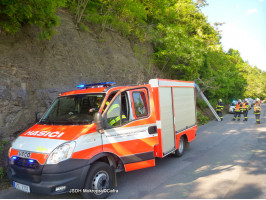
[173,136,185,157]
[82,162,114,199]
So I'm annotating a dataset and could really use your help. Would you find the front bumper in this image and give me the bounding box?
[8,159,90,195]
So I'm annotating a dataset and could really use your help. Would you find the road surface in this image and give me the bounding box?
[0,104,265,199]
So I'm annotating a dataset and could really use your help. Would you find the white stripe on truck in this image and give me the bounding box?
[12,137,67,153]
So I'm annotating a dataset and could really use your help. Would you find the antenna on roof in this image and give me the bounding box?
[77,82,115,89]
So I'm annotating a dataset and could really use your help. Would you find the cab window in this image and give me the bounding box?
[106,92,130,128]
[132,91,148,118]
[104,88,148,128]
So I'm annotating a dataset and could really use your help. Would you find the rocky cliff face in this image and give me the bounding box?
[0,10,161,144]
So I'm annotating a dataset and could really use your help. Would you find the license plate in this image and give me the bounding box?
[17,151,31,158]
[13,181,30,193]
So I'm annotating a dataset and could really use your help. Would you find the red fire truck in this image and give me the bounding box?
[8,79,197,198]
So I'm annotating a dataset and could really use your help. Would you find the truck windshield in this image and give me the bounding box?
[39,94,105,125]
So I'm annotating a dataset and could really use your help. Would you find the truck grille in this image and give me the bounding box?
[14,157,40,169]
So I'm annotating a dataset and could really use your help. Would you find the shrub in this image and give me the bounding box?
[197,110,209,125]
[0,0,66,39]
[196,99,208,110]
[0,140,8,154]
[0,167,4,179]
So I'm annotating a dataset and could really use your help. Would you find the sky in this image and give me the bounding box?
[201,0,266,72]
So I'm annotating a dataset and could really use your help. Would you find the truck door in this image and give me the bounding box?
[158,87,175,155]
[101,88,156,171]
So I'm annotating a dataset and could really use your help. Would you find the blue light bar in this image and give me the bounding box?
[77,84,85,88]
[28,159,34,163]
[77,82,115,89]
[12,156,17,160]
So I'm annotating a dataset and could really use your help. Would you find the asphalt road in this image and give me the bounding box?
[1,104,265,199]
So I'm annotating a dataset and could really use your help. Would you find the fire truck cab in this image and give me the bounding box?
[8,79,197,198]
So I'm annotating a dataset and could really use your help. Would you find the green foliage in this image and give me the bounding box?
[71,0,148,40]
[241,64,266,100]
[197,110,209,125]
[0,140,8,180]
[0,140,8,154]
[0,167,4,179]
[79,0,264,103]
[196,99,208,110]
[0,0,66,39]
[79,22,89,32]
[153,23,206,80]
[2,0,265,111]
[146,0,219,80]
[197,48,247,102]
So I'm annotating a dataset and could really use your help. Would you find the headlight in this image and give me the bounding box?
[46,141,76,164]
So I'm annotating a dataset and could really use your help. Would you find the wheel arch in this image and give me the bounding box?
[180,133,190,149]
[88,152,124,171]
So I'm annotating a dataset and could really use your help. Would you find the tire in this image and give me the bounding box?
[82,162,114,199]
[173,136,185,157]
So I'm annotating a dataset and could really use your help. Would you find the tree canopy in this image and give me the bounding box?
[1,0,265,101]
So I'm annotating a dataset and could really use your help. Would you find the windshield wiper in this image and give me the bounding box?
[39,118,54,125]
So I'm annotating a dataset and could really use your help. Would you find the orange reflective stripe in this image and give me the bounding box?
[125,159,155,172]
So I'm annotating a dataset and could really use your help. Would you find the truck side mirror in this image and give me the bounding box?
[35,112,43,123]
[94,112,104,133]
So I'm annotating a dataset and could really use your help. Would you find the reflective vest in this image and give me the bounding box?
[242,102,249,111]
[254,103,261,114]
[109,115,127,126]
[216,102,224,111]
[107,103,127,126]
[103,101,111,112]
[235,102,242,112]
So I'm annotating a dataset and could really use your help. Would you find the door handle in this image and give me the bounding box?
[148,126,157,134]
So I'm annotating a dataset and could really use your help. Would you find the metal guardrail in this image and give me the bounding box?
[195,83,221,121]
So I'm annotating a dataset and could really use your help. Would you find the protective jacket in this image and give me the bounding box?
[242,102,249,112]
[254,103,261,114]
[107,103,127,126]
[216,102,224,111]
[235,102,242,112]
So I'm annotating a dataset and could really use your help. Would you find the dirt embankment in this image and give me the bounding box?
[0,9,162,172]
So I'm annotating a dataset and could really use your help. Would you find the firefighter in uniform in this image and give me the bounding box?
[89,97,103,113]
[242,98,249,121]
[254,98,261,124]
[233,99,242,121]
[216,99,224,121]
[104,93,127,126]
